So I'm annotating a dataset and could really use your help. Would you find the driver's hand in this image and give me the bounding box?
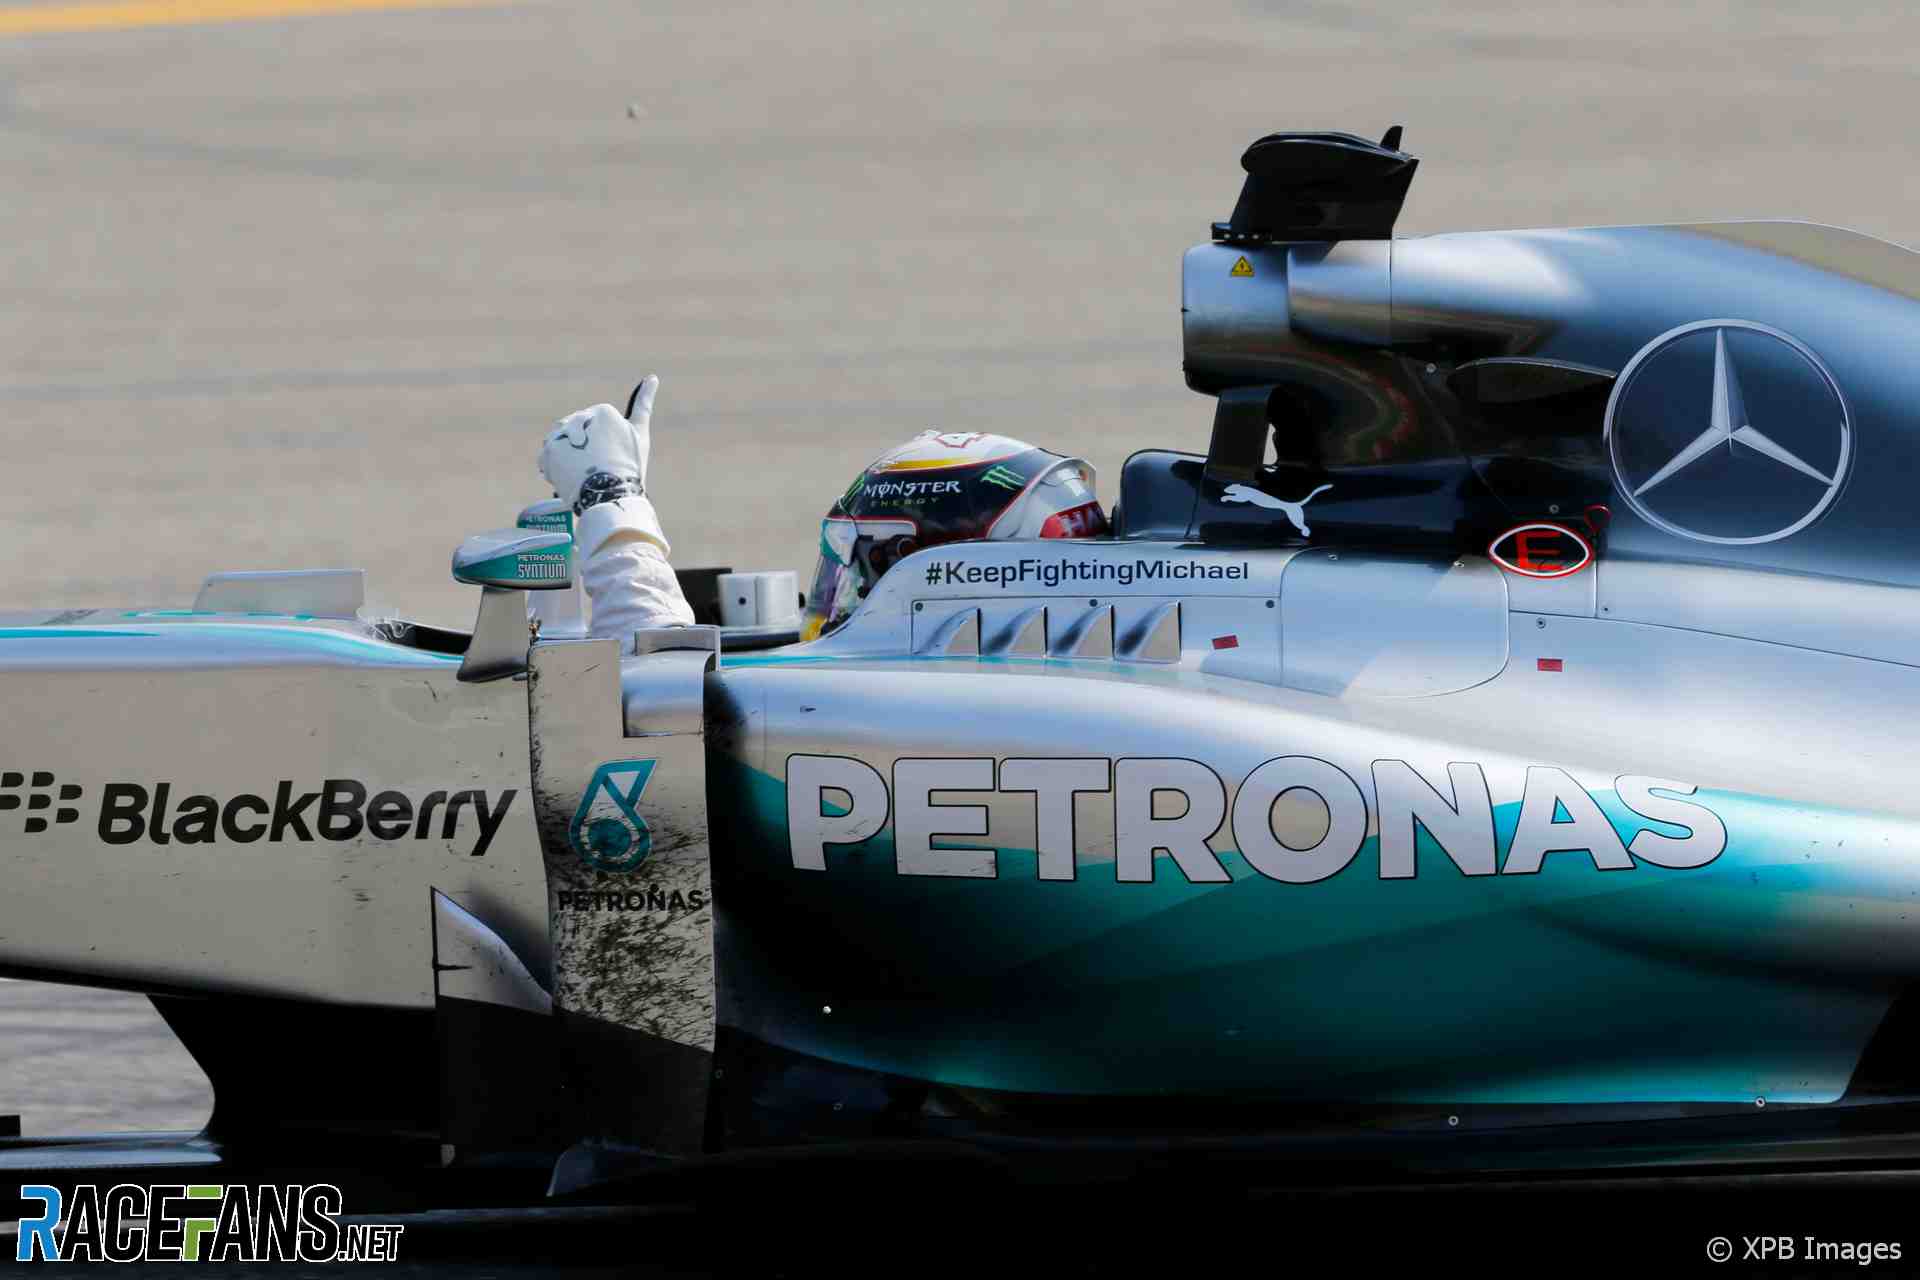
[538,375,658,513]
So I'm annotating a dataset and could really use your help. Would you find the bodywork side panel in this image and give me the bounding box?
[709,646,1919,1109]
[0,623,547,1007]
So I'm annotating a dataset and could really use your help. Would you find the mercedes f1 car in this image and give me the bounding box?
[6,128,1920,1203]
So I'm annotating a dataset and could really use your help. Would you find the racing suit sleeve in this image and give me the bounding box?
[574,492,696,639]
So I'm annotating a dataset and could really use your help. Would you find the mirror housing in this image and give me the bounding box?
[515,498,574,536]
[516,502,587,637]
[453,530,575,682]
[452,530,573,591]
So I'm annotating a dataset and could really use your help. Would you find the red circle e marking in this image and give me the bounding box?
[1488,522,1594,579]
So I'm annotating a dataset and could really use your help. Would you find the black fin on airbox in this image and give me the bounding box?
[1212,129,1417,244]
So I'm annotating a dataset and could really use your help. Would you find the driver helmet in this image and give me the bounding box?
[801,430,1107,640]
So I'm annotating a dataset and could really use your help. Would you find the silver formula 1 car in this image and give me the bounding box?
[7,128,1920,1201]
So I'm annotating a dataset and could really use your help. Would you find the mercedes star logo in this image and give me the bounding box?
[1604,319,1851,545]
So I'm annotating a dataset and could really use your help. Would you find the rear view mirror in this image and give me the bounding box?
[452,530,573,591]
[452,530,576,682]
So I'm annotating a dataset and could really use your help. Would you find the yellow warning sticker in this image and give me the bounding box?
[1230,256,1255,278]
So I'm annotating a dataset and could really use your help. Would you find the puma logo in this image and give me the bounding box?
[1221,483,1333,537]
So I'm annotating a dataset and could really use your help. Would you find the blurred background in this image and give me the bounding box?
[4,0,1918,1133]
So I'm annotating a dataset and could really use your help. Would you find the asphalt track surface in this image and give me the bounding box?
[5,0,1920,1264]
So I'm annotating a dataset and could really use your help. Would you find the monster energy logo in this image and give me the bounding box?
[981,465,1025,490]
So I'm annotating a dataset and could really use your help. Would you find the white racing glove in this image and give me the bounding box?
[539,376,657,533]
[538,375,694,636]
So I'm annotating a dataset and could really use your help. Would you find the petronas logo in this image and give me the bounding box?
[567,759,657,873]
[981,465,1025,491]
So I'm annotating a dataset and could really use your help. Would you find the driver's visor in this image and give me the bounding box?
[800,517,918,641]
